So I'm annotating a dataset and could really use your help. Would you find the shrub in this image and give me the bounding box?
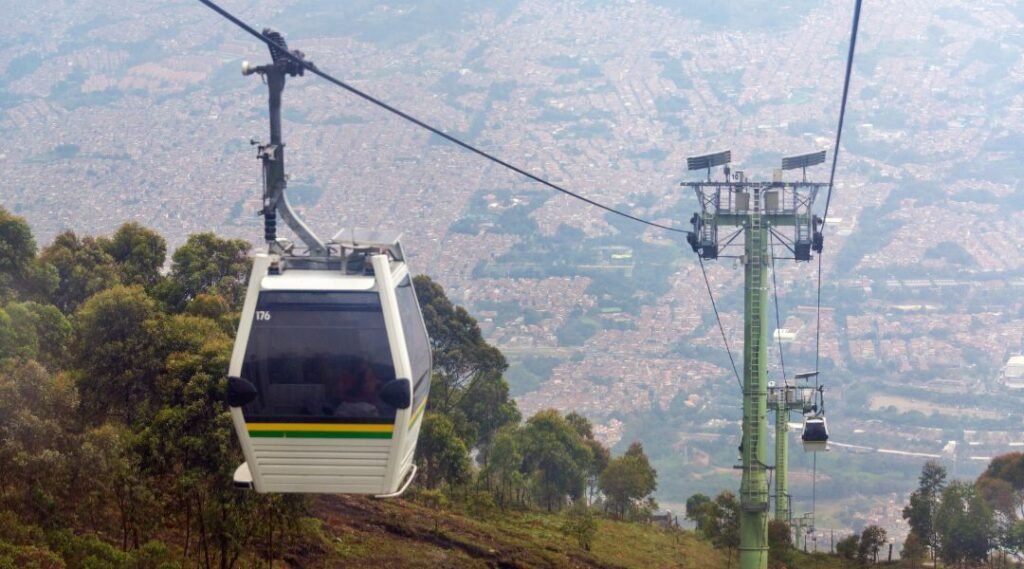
[561,504,598,551]
[409,488,449,511]
[0,540,65,569]
[466,491,498,520]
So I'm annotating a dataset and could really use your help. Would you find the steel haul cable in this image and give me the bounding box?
[769,231,787,383]
[810,0,863,554]
[698,256,743,391]
[196,0,687,235]
[814,0,863,376]
[821,0,863,227]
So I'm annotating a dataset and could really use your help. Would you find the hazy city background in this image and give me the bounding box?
[5,0,1024,542]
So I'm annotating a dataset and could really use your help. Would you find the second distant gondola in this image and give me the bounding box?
[801,416,829,452]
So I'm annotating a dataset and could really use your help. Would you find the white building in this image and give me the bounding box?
[1003,355,1024,389]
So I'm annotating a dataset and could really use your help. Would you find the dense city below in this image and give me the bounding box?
[4,0,1024,544]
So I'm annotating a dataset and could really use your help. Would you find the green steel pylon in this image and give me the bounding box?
[770,374,819,525]
[684,153,826,569]
[774,397,790,523]
[739,193,770,569]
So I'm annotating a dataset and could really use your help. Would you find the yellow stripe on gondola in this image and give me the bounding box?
[248,423,393,432]
[408,399,428,430]
[246,423,394,439]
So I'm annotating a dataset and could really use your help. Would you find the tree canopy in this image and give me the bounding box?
[100,222,167,289]
[903,459,947,557]
[599,441,657,519]
[686,491,739,550]
[39,231,120,313]
[857,525,887,565]
[0,220,315,567]
[935,481,993,566]
[74,285,162,425]
[0,208,37,303]
[162,232,251,310]
[415,275,507,415]
[0,218,653,567]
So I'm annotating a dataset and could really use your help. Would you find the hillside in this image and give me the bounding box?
[0,212,729,569]
[301,494,859,569]
[302,494,724,568]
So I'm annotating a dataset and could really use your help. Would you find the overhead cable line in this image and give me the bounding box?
[196,0,687,234]
[697,256,743,391]
[812,452,818,550]
[820,0,863,228]
[814,0,862,376]
[814,254,824,374]
[810,0,863,548]
[769,232,787,383]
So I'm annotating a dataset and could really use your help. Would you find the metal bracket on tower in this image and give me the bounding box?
[243,28,327,258]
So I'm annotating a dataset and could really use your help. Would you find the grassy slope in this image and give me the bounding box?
[302,495,729,569]
[787,551,849,569]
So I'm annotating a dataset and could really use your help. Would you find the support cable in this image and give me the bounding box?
[820,0,863,228]
[814,254,823,375]
[812,452,818,550]
[196,0,687,234]
[811,2,862,554]
[697,256,743,391]
[815,0,862,375]
[769,231,788,384]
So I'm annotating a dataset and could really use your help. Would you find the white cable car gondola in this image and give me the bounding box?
[801,383,829,452]
[227,234,431,495]
[223,33,429,496]
[801,416,829,452]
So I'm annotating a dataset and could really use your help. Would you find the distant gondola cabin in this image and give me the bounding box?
[801,416,829,453]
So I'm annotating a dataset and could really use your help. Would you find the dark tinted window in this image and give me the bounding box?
[241,291,396,422]
[802,420,828,441]
[396,277,431,409]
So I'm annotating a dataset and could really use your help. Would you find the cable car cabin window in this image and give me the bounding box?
[241,291,397,422]
[395,277,431,409]
[802,419,828,442]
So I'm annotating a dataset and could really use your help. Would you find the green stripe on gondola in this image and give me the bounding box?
[248,430,394,439]
[247,423,394,439]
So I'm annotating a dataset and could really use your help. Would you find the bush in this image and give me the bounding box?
[0,540,65,569]
[132,541,178,569]
[836,533,859,560]
[466,491,498,520]
[561,504,598,551]
[0,511,45,546]
[408,488,449,511]
[767,519,793,569]
[46,530,130,569]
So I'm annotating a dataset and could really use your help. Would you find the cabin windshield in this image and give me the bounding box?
[241,290,397,422]
[802,419,828,442]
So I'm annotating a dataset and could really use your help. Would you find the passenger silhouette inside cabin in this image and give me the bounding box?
[328,358,383,418]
